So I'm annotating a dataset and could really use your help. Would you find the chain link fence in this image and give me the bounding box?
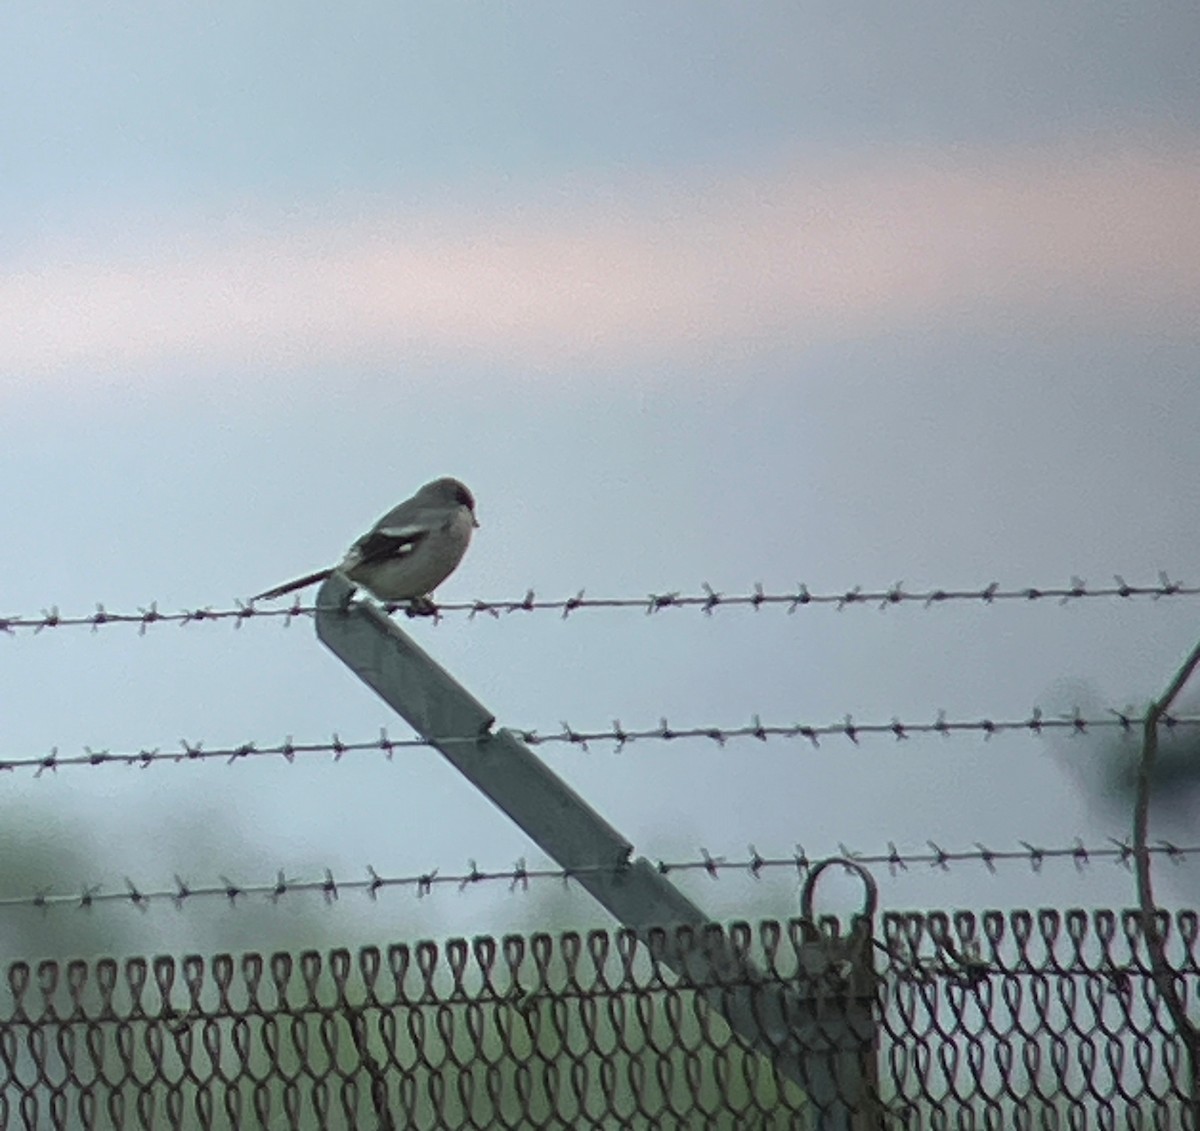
[1,907,1195,1129]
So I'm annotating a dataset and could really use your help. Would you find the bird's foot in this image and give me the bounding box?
[404,595,439,619]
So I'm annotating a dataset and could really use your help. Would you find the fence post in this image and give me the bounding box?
[795,861,883,1131]
[314,573,882,1127]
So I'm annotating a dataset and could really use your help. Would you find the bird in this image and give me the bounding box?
[253,477,478,607]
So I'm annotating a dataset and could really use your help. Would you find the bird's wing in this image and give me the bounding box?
[346,523,429,568]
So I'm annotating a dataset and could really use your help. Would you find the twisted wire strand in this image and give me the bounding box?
[3,840,1192,914]
[9,710,1199,777]
[1,572,1195,634]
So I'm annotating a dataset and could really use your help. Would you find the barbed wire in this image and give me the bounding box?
[1,573,1196,635]
[1,841,1193,915]
[7,709,1199,777]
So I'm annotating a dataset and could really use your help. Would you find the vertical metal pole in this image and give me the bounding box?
[791,927,882,1127]
[795,862,883,1130]
[314,574,880,1125]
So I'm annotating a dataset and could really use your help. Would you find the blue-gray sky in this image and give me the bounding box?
[2,3,1199,956]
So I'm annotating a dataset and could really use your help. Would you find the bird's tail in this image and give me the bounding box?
[252,568,333,602]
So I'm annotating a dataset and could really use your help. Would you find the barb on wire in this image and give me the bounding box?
[0,840,1192,916]
[0,572,1195,634]
[6,710,1199,777]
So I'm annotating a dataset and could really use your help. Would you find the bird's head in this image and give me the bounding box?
[423,477,479,527]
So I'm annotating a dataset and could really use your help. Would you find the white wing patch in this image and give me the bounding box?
[343,522,429,570]
[376,524,423,542]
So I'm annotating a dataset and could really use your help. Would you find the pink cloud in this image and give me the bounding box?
[1,137,1197,387]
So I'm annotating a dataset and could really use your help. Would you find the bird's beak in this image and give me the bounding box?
[472,515,481,529]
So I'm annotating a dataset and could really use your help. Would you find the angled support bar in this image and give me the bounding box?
[315,573,878,1128]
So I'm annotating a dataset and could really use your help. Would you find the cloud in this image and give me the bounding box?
[2,136,1198,388]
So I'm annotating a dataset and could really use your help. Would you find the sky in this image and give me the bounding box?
[1,3,1199,961]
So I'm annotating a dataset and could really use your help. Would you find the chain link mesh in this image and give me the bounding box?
[1,908,1196,1129]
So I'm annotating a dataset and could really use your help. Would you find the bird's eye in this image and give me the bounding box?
[455,485,475,511]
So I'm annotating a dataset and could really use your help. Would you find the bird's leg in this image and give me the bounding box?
[404,595,439,619]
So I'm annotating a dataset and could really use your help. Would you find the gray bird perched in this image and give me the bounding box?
[253,477,478,606]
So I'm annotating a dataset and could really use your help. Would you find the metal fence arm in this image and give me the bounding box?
[313,574,631,873]
[314,573,877,1126]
